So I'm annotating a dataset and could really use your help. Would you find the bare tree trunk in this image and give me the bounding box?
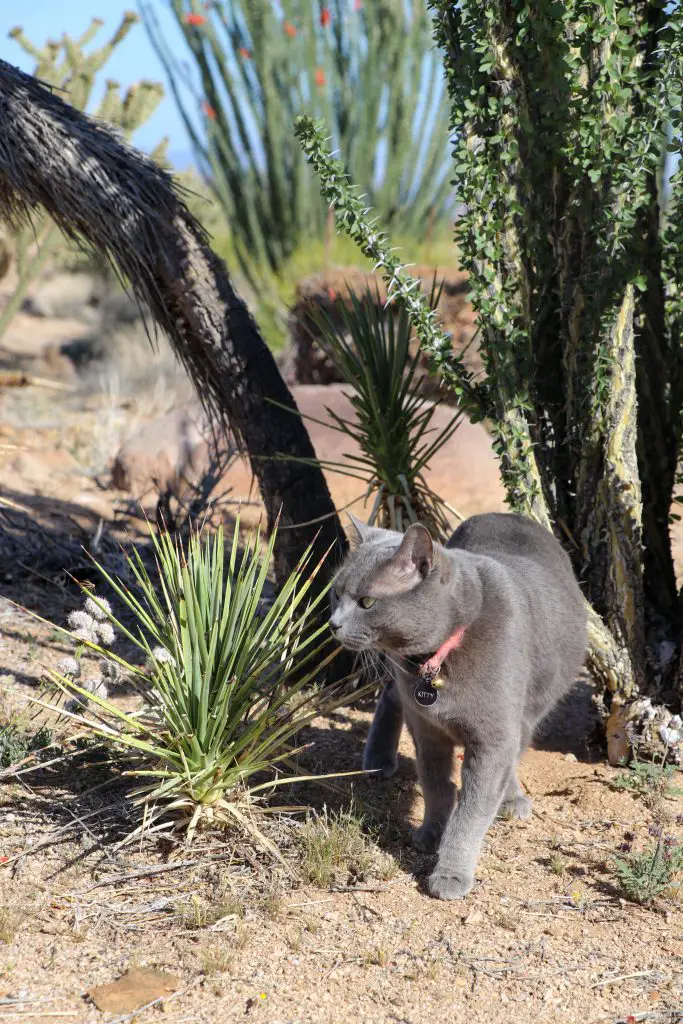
[0,59,346,582]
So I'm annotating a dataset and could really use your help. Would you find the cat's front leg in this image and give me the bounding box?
[362,676,404,779]
[428,741,516,900]
[410,717,456,852]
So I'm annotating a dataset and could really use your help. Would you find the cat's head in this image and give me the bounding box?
[329,515,450,656]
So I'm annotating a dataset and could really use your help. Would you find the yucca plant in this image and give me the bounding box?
[36,519,347,851]
[306,288,462,538]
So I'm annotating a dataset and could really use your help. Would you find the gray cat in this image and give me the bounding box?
[330,512,587,900]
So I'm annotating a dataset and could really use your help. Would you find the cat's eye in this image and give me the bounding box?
[359,596,376,610]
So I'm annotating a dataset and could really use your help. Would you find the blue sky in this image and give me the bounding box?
[1,1,194,165]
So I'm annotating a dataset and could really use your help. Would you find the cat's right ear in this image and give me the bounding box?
[393,523,434,579]
[346,512,371,549]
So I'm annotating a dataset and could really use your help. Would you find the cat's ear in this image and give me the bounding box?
[392,523,434,579]
[346,512,372,548]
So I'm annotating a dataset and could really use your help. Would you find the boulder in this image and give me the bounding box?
[111,407,209,496]
[23,271,106,320]
[110,386,505,527]
[281,266,481,403]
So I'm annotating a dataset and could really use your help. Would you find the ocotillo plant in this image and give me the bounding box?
[0,14,165,342]
[295,0,683,749]
[141,0,452,324]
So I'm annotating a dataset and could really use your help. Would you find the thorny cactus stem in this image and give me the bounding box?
[294,117,487,421]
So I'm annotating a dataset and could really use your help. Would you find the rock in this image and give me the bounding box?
[605,703,631,766]
[109,385,506,527]
[110,407,209,496]
[100,289,145,327]
[282,266,480,401]
[88,968,180,1013]
[563,753,577,762]
[6,448,80,498]
[463,909,484,925]
[24,272,105,320]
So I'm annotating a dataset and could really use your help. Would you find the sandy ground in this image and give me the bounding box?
[1,597,682,1024]
[1,295,683,1024]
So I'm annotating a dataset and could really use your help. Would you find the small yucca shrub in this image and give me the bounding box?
[311,287,462,538]
[40,519,345,848]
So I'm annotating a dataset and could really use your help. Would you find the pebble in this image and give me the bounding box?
[563,753,577,762]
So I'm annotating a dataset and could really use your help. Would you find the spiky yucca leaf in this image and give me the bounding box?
[311,287,462,538]
[38,519,352,848]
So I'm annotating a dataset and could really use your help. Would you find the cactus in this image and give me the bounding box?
[297,5,683,729]
[141,0,452,305]
[0,14,166,342]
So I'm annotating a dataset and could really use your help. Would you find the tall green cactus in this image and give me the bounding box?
[296,4,683,737]
[0,14,165,342]
[141,0,452,296]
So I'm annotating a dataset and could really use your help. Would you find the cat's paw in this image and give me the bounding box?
[498,794,532,820]
[410,821,442,852]
[427,868,474,901]
[362,747,398,779]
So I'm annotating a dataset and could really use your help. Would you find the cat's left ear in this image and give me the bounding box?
[346,512,371,548]
[393,524,434,579]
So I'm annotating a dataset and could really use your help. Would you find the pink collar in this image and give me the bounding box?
[419,626,467,685]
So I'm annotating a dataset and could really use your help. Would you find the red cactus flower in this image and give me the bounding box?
[202,101,217,120]
[284,20,297,37]
[184,13,207,26]
[314,67,326,87]
[354,0,362,9]
[320,8,331,27]
[238,47,252,59]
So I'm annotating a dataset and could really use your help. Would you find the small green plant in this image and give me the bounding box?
[549,852,566,876]
[300,804,395,888]
[200,942,234,977]
[614,827,683,905]
[0,721,53,769]
[309,287,462,537]
[176,892,244,930]
[611,751,683,808]
[36,519,351,851]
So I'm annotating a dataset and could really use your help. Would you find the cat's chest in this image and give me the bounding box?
[391,659,464,729]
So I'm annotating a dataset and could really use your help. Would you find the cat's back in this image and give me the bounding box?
[448,512,580,600]
[448,514,586,698]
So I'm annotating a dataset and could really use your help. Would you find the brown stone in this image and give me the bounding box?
[109,385,506,530]
[88,967,180,1013]
[110,406,209,496]
[282,265,481,401]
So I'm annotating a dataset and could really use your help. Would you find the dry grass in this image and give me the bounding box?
[0,905,21,945]
[299,804,397,889]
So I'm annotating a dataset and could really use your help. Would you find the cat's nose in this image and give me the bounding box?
[329,612,341,632]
